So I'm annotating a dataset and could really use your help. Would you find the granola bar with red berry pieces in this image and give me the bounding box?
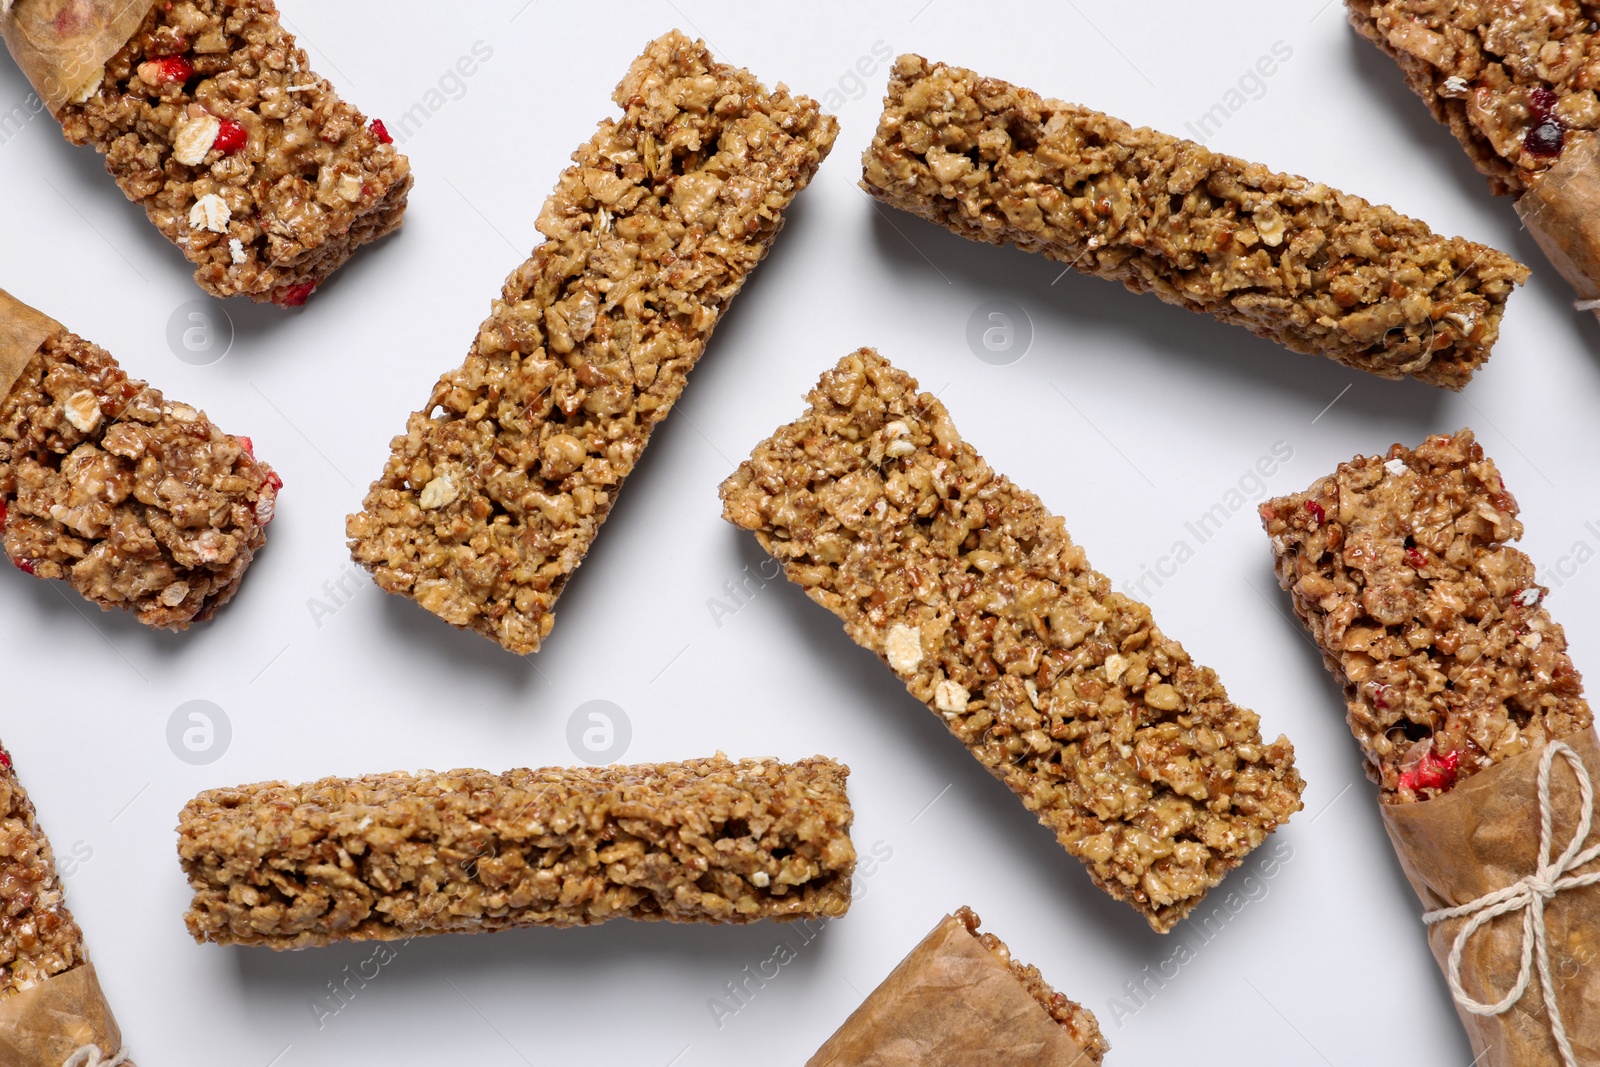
[808,907,1108,1066]
[1260,429,1592,803]
[177,755,856,949]
[1346,1,1596,197]
[719,349,1305,932]
[861,55,1528,389]
[1,290,279,629]
[16,0,411,304]
[346,31,838,655]
[1347,2,1600,313]
[0,741,133,1064]
[0,743,85,999]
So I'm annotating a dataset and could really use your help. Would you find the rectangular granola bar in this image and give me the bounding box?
[719,349,1305,932]
[178,755,856,949]
[1260,429,1592,801]
[345,31,838,655]
[26,0,411,304]
[1,290,279,628]
[862,55,1528,389]
[807,907,1108,1066]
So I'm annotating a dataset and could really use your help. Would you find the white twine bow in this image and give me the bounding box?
[1576,298,1600,312]
[1423,741,1600,1067]
[61,1045,129,1067]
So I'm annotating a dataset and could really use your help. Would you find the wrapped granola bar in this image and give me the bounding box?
[347,31,838,654]
[1,288,278,628]
[1262,430,1600,1067]
[808,907,1108,1066]
[862,55,1528,389]
[721,349,1305,932]
[0,741,132,1067]
[2,0,411,304]
[179,755,856,949]
[1348,2,1600,320]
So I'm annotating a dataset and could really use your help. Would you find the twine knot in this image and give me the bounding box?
[61,1045,129,1067]
[1422,741,1600,1067]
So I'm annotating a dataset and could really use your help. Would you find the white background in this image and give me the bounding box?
[3,1,1597,1063]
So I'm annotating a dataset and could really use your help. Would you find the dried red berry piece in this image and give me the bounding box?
[138,56,194,86]
[237,436,254,457]
[1400,749,1460,794]
[1406,546,1428,569]
[274,281,316,307]
[1527,121,1565,157]
[0,747,10,770]
[1305,500,1326,524]
[369,118,394,145]
[1529,87,1559,123]
[213,118,247,154]
[1372,684,1390,710]
[263,470,284,494]
[0,497,7,530]
[14,557,36,576]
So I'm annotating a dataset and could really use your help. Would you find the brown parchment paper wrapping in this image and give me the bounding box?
[0,963,130,1067]
[1380,727,1600,1067]
[1516,134,1600,321]
[806,914,1100,1067]
[0,0,154,116]
[0,287,63,403]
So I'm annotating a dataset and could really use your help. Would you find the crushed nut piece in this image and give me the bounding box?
[418,475,457,510]
[171,111,220,166]
[885,623,923,674]
[62,390,101,433]
[189,192,231,233]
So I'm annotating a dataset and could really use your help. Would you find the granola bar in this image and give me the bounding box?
[1261,429,1591,802]
[345,32,837,655]
[807,907,1108,1066]
[0,741,131,1065]
[861,54,1529,389]
[17,0,412,304]
[719,349,1305,932]
[2,291,279,629]
[178,755,856,949]
[0,744,83,998]
[1345,1,1595,197]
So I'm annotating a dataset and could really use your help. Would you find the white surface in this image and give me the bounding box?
[2,1,1596,1063]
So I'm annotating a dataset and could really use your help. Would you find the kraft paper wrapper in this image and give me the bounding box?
[1380,728,1600,1067]
[1,0,155,116]
[0,963,130,1067]
[0,287,62,403]
[806,914,1100,1067]
[1516,134,1600,322]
